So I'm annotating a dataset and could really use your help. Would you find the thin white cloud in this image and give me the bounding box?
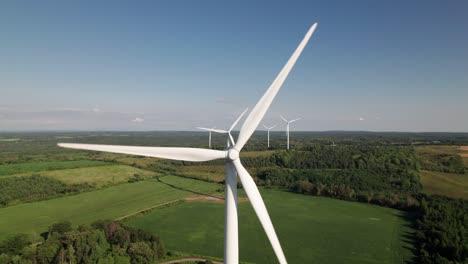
[132,117,144,123]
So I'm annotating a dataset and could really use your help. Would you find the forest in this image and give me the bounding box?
[0,175,94,206]
[0,220,166,264]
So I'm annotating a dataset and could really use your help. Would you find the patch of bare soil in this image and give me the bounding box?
[184,195,248,203]
[458,146,468,151]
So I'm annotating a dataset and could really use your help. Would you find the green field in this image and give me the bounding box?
[0,138,21,142]
[0,160,111,176]
[420,170,468,199]
[19,165,161,187]
[0,176,220,240]
[127,190,415,264]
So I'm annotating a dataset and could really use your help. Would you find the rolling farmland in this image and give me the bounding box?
[420,170,468,199]
[0,175,220,240]
[127,190,415,264]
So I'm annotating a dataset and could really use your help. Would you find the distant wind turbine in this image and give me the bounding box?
[280,115,302,150]
[197,126,216,148]
[197,108,249,148]
[58,22,318,264]
[262,124,277,148]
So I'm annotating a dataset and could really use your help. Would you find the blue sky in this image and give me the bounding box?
[1,0,467,131]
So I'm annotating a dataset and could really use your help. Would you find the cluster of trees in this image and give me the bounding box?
[0,220,166,264]
[417,153,465,174]
[415,195,467,263]
[247,145,421,209]
[0,175,94,207]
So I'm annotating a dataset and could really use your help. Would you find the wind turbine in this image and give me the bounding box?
[197,108,249,148]
[58,22,318,264]
[280,116,301,150]
[262,124,277,148]
[197,126,217,148]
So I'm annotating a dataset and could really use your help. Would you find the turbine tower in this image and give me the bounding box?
[58,22,318,264]
[197,108,249,148]
[280,116,302,150]
[262,124,276,148]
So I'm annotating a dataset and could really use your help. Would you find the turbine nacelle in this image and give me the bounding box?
[227,148,240,161]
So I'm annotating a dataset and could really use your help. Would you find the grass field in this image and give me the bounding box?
[0,138,21,142]
[458,146,468,166]
[127,190,415,264]
[0,176,220,241]
[18,165,161,187]
[420,170,468,199]
[175,165,226,182]
[0,160,111,176]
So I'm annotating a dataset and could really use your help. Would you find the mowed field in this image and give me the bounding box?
[415,145,468,199]
[459,146,468,165]
[11,165,161,187]
[420,170,468,199]
[0,175,220,240]
[0,160,111,176]
[127,190,415,264]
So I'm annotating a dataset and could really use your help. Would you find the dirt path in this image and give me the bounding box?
[159,257,222,264]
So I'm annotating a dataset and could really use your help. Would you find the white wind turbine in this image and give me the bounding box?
[58,23,318,264]
[197,126,216,148]
[280,115,302,150]
[197,108,249,148]
[262,124,277,148]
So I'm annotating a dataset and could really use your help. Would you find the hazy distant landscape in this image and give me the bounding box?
[0,131,466,263]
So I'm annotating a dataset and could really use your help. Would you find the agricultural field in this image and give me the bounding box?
[420,170,468,199]
[0,175,220,241]
[10,165,161,187]
[0,160,111,176]
[127,190,415,264]
[0,138,21,142]
[458,146,468,166]
[415,145,468,199]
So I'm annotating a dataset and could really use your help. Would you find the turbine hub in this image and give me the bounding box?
[227,148,239,161]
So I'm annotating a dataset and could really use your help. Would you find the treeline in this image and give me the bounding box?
[246,145,421,209]
[0,175,94,207]
[416,195,467,263]
[257,168,420,209]
[162,144,419,171]
[0,220,166,264]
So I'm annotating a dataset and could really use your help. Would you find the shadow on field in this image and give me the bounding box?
[397,211,419,264]
[154,177,225,200]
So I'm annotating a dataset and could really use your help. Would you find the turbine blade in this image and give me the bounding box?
[280,115,288,123]
[211,129,229,134]
[232,159,287,264]
[197,127,214,131]
[262,124,269,129]
[271,124,277,130]
[58,143,226,162]
[228,133,236,146]
[229,108,249,132]
[235,23,317,151]
[289,118,302,123]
